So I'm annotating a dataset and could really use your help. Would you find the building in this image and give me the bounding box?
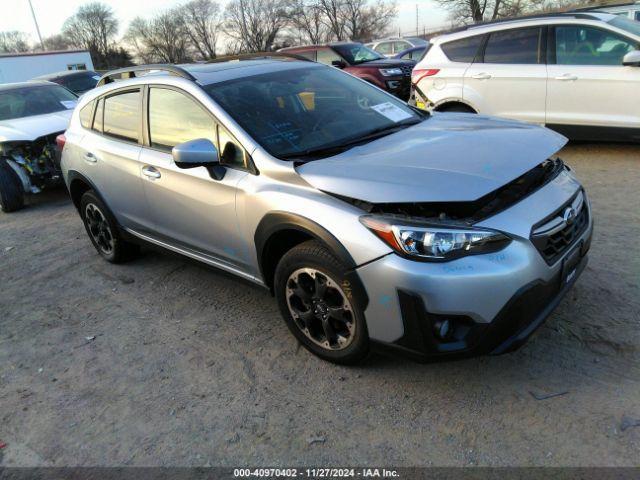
[0,50,94,84]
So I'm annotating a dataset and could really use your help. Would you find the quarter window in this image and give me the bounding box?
[79,101,94,129]
[555,25,636,65]
[148,87,216,151]
[218,125,245,168]
[484,28,541,64]
[441,35,483,62]
[103,90,140,142]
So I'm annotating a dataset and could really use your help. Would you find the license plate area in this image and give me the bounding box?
[562,241,583,285]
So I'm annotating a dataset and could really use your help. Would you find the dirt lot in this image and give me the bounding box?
[0,143,639,467]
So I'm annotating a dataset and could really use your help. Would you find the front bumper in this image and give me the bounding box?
[356,177,593,361]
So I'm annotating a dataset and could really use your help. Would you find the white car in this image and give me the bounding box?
[366,37,429,57]
[411,13,640,142]
[0,82,77,212]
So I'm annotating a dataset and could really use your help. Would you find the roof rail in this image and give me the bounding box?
[444,12,601,34]
[207,52,313,63]
[96,64,196,87]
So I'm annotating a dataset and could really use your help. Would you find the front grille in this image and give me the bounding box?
[400,65,413,76]
[531,190,589,264]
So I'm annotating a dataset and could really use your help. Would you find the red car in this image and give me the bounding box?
[281,42,415,100]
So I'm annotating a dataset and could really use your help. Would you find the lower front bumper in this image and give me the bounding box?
[371,248,589,362]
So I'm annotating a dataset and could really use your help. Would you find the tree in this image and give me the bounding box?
[0,31,30,53]
[62,2,119,67]
[436,0,578,24]
[341,0,397,41]
[290,0,331,44]
[126,11,193,63]
[224,0,295,52]
[42,34,72,51]
[179,0,222,60]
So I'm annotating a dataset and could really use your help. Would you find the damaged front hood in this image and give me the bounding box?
[297,113,567,203]
[0,110,73,142]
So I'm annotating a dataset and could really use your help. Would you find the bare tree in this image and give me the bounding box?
[42,34,72,51]
[0,31,30,53]
[342,0,397,41]
[290,0,331,44]
[62,2,118,60]
[179,0,222,60]
[126,11,192,63]
[316,0,348,40]
[437,0,577,24]
[224,0,294,52]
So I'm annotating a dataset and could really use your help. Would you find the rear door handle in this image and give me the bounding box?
[555,74,578,81]
[142,166,161,179]
[472,73,492,80]
[83,152,97,163]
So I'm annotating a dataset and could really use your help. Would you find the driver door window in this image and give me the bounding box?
[555,25,636,65]
[148,87,216,150]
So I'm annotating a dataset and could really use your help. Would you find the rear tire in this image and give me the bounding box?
[274,240,369,365]
[0,159,25,213]
[80,190,139,263]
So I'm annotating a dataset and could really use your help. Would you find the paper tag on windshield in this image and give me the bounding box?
[92,75,101,81]
[370,102,412,122]
[61,100,77,109]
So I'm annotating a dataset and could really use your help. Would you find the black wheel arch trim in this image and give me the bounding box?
[66,170,106,210]
[255,211,369,310]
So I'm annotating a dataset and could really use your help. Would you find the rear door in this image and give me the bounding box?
[546,23,640,130]
[463,26,547,123]
[80,89,151,230]
[137,86,250,268]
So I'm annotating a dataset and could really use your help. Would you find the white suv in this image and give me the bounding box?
[411,13,640,142]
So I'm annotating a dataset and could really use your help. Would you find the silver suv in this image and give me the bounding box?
[60,57,593,364]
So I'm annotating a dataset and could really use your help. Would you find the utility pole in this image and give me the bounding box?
[416,4,419,37]
[28,0,45,50]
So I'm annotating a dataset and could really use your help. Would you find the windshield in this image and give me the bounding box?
[204,66,423,160]
[61,72,100,93]
[0,85,77,121]
[331,44,384,64]
[608,16,640,37]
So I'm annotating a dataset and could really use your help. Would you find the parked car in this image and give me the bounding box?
[32,70,101,95]
[394,45,430,61]
[573,1,640,21]
[366,37,429,57]
[0,81,77,212]
[281,42,415,100]
[60,59,592,364]
[411,12,640,142]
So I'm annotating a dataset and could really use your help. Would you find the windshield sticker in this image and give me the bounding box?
[370,102,412,122]
[60,100,77,109]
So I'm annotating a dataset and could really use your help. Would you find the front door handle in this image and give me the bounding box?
[83,152,97,163]
[472,73,492,80]
[555,74,578,81]
[142,166,161,179]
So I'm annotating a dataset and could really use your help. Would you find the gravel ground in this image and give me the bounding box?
[0,143,639,467]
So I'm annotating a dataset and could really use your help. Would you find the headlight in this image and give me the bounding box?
[360,215,511,261]
[379,68,403,77]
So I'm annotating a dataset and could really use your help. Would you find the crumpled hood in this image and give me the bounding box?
[0,110,73,142]
[297,113,567,203]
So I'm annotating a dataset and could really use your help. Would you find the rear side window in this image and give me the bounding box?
[103,90,140,143]
[296,50,317,61]
[441,35,483,62]
[79,101,94,129]
[316,48,342,65]
[484,28,541,64]
[375,42,393,55]
[148,87,216,151]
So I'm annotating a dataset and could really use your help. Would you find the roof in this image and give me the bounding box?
[0,49,90,59]
[0,81,56,92]
[33,70,98,80]
[433,12,616,41]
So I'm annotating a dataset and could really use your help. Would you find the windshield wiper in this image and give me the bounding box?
[281,118,423,161]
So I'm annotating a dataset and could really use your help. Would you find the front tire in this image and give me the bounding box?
[274,240,369,364]
[0,159,25,213]
[80,190,139,263]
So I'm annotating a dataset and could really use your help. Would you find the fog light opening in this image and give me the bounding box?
[434,319,454,341]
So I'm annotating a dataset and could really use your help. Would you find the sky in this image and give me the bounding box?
[2,0,450,45]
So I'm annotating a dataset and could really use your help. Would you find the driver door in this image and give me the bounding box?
[546,24,640,130]
[137,86,250,270]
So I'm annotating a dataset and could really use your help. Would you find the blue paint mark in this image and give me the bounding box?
[379,295,392,307]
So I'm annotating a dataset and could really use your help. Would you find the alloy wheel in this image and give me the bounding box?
[84,203,114,255]
[285,268,356,350]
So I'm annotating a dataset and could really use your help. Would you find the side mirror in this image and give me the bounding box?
[622,50,640,66]
[331,60,347,69]
[172,138,226,180]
